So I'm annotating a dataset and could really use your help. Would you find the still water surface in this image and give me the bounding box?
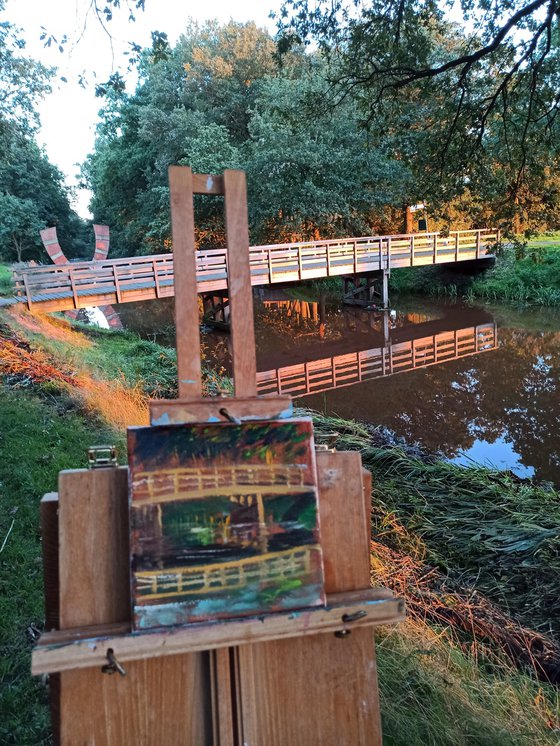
[115,293,560,484]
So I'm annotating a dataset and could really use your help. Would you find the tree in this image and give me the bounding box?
[84,20,419,254]
[0,194,44,262]
[244,72,412,242]
[0,0,53,130]
[0,122,86,261]
[276,0,560,219]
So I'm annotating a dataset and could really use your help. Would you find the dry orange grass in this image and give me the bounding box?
[9,308,92,348]
[370,530,560,685]
[74,373,149,428]
[1,315,148,429]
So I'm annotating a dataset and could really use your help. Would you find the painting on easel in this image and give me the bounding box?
[128,419,325,629]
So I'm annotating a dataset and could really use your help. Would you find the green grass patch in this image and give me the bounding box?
[0,385,120,745]
[467,247,560,306]
[389,233,560,306]
[378,622,559,745]
[72,325,179,398]
[0,264,14,295]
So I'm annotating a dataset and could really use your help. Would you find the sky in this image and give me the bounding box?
[4,0,280,217]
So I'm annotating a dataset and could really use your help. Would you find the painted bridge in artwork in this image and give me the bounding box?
[135,545,318,601]
[6,228,499,313]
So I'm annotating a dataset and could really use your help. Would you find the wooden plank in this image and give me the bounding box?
[33,589,402,675]
[169,165,202,399]
[41,493,60,746]
[234,451,387,745]
[56,467,213,746]
[41,493,60,631]
[224,170,257,397]
[149,396,293,425]
[58,468,130,628]
[317,451,371,592]
[237,626,382,746]
[210,649,236,746]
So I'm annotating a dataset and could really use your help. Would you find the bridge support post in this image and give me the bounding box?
[382,269,390,309]
[383,310,390,346]
[202,292,230,329]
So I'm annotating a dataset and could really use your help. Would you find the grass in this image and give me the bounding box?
[309,412,560,639]
[9,309,178,401]
[1,312,559,744]
[0,263,14,295]
[467,244,560,305]
[378,619,559,745]
[389,233,560,306]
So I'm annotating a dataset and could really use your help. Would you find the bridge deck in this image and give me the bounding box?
[8,229,498,313]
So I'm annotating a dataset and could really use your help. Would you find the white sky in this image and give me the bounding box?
[3,0,279,217]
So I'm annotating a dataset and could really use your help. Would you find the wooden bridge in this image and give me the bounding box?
[256,322,498,397]
[6,229,498,313]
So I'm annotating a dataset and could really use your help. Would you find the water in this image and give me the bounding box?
[110,292,560,484]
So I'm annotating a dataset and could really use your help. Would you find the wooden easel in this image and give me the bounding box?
[33,167,404,745]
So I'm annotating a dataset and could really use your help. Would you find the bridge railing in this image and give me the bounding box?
[13,228,499,310]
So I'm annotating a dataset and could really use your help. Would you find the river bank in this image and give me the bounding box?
[389,233,560,306]
[1,308,559,743]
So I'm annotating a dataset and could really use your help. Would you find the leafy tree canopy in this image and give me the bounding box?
[0,1,88,262]
[275,0,560,231]
[84,20,412,256]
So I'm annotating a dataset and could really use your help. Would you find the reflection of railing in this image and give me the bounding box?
[10,228,499,312]
[256,323,498,397]
[262,298,319,321]
[135,545,317,601]
[132,464,307,505]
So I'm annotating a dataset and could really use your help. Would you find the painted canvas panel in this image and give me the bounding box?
[128,419,325,630]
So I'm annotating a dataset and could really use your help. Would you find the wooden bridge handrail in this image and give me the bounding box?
[14,228,499,277]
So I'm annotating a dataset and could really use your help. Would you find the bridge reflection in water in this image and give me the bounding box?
[255,302,498,397]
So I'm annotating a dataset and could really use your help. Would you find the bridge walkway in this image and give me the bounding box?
[5,228,498,313]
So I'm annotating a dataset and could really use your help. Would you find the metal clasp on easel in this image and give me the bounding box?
[87,445,118,469]
[314,432,339,452]
[101,648,126,676]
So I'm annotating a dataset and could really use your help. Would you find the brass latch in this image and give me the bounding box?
[314,432,339,453]
[87,445,118,469]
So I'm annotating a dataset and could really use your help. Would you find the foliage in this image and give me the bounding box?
[468,244,560,305]
[0,3,88,263]
[0,0,53,131]
[276,0,560,226]
[0,123,88,263]
[0,262,13,293]
[83,20,414,256]
[0,194,44,263]
[82,14,560,247]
